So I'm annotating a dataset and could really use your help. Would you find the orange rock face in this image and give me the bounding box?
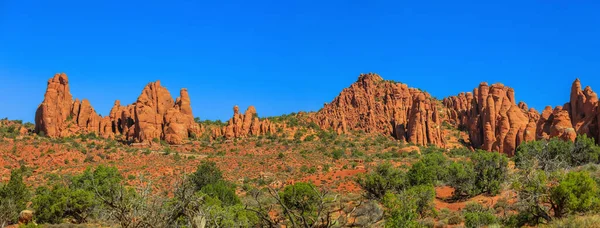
[444,83,538,156]
[213,105,275,138]
[35,73,74,137]
[35,73,201,144]
[310,73,445,147]
[445,79,600,155]
[567,79,599,141]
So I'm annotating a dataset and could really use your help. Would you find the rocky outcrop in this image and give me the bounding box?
[310,73,445,147]
[567,79,599,142]
[536,79,598,143]
[35,73,202,144]
[213,105,275,138]
[443,83,538,156]
[445,79,600,155]
[35,73,74,137]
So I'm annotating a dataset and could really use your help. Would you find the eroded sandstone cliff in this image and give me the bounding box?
[444,79,599,155]
[35,73,202,144]
[310,73,445,147]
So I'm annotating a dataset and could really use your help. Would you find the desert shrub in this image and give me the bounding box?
[330,149,344,160]
[550,171,599,218]
[201,181,241,206]
[447,161,477,198]
[280,182,319,211]
[471,150,508,195]
[71,165,123,198]
[382,192,419,228]
[421,152,451,183]
[405,185,436,218]
[514,136,599,172]
[0,169,30,226]
[189,161,223,191]
[33,184,95,224]
[462,202,498,228]
[356,163,408,199]
[407,161,436,186]
[571,134,600,166]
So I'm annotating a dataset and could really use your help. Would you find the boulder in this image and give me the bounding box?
[18,210,34,225]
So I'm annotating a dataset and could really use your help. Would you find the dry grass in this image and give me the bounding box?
[542,215,600,228]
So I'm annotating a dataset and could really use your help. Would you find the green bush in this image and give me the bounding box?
[189,161,223,191]
[407,161,436,186]
[71,165,123,198]
[382,192,420,228]
[331,149,344,160]
[32,184,95,224]
[471,150,508,195]
[356,163,407,199]
[201,181,241,206]
[0,169,30,226]
[447,161,477,198]
[515,136,600,172]
[550,171,599,217]
[280,183,320,215]
[462,203,498,228]
[405,185,436,217]
[571,134,600,166]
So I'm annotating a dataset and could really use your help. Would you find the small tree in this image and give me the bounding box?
[32,184,95,224]
[511,167,552,226]
[447,161,477,199]
[189,161,223,191]
[0,169,29,227]
[356,163,407,199]
[405,185,435,218]
[571,135,600,166]
[201,180,241,206]
[382,192,420,228]
[471,150,508,195]
[550,171,599,218]
[246,183,343,228]
[407,161,435,186]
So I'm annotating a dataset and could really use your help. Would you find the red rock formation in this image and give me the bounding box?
[445,79,600,155]
[35,73,74,137]
[597,106,600,142]
[214,105,275,138]
[310,73,445,147]
[35,73,202,144]
[566,79,599,142]
[443,83,537,155]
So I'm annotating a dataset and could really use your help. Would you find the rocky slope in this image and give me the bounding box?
[310,73,445,147]
[35,73,202,144]
[444,79,599,155]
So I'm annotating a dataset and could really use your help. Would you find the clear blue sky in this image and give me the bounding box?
[1,1,599,123]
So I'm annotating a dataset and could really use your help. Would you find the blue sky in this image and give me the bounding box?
[1,0,599,123]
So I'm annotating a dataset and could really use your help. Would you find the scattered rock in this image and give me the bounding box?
[18,210,34,225]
